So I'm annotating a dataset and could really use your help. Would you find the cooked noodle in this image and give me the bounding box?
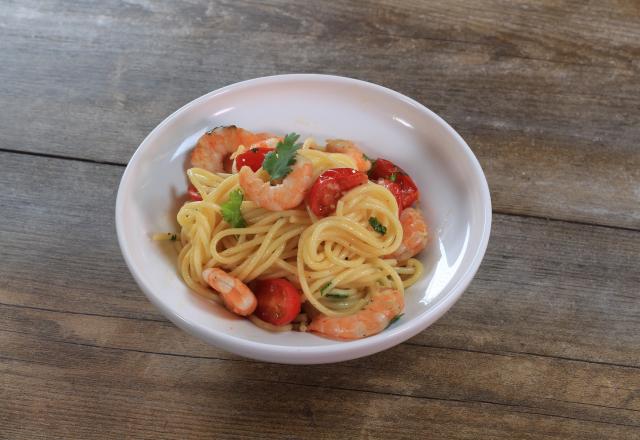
[173,139,424,319]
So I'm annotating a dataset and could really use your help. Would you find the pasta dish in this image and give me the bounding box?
[155,126,429,340]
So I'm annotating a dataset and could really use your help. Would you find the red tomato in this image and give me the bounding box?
[308,168,369,217]
[187,184,202,201]
[236,147,273,172]
[253,278,302,326]
[396,174,419,208]
[368,158,419,209]
[368,158,399,181]
[376,178,403,212]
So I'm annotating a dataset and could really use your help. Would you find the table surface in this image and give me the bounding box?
[2,1,639,438]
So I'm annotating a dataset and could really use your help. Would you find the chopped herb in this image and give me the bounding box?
[220,189,247,228]
[320,281,349,298]
[250,147,258,153]
[170,234,177,241]
[389,172,397,182]
[262,133,302,181]
[386,313,404,329]
[326,292,349,299]
[368,217,387,235]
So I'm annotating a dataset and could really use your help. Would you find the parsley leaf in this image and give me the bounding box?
[389,172,397,182]
[320,282,332,295]
[262,133,302,181]
[386,313,404,329]
[368,217,387,235]
[326,292,349,299]
[320,282,348,298]
[220,189,247,228]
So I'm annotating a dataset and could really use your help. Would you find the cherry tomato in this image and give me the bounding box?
[368,158,419,209]
[236,147,273,172]
[253,278,302,326]
[308,168,369,217]
[395,174,419,208]
[187,184,202,201]
[368,158,399,181]
[376,178,403,212]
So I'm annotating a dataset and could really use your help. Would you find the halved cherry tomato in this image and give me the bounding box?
[235,147,273,172]
[376,178,403,212]
[368,158,419,209]
[253,278,302,326]
[308,168,369,217]
[395,173,419,208]
[187,184,202,201]
[368,158,399,181]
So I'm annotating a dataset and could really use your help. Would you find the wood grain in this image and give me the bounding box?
[1,0,639,228]
[1,150,639,436]
[2,1,640,438]
[1,303,639,428]
[2,331,639,439]
[1,151,638,367]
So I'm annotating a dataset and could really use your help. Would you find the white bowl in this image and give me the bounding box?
[115,74,491,364]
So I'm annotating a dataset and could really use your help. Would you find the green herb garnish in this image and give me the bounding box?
[326,292,349,299]
[389,172,397,182]
[386,313,404,329]
[170,234,177,241]
[368,217,387,235]
[250,147,258,153]
[220,189,247,228]
[320,282,332,295]
[320,281,348,298]
[262,133,302,181]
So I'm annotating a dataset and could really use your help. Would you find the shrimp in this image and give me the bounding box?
[238,160,314,211]
[390,207,429,261]
[202,268,257,316]
[230,137,281,173]
[325,139,372,172]
[191,125,273,173]
[248,137,281,149]
[308,288,404,340]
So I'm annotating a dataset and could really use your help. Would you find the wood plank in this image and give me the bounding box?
[1,304,639,428]
[2,1,639,437]
[0,154,159,320]
[411,213,640,368]
[1,330,638,439]
[1,151,638,367]
[1,1,639,227]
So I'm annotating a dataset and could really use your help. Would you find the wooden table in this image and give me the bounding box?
[2,1,639,438]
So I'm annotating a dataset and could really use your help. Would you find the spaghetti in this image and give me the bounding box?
[160,128,428,340]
